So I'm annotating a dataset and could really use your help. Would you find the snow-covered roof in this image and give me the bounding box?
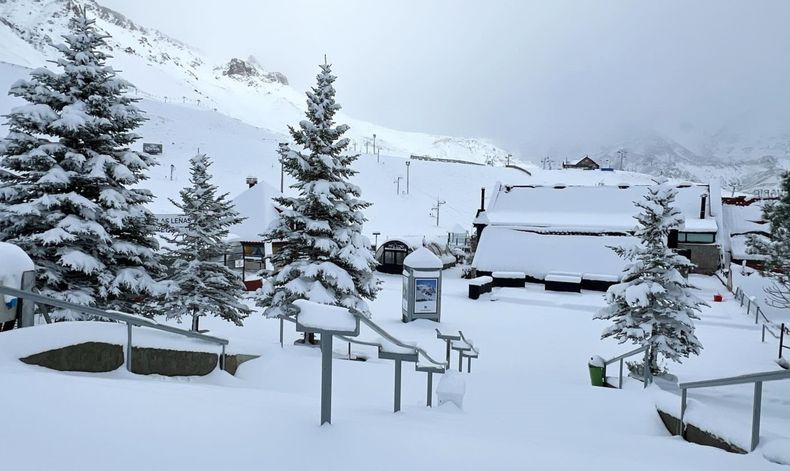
[721,201,768,235]
[404,247,443,269]
[472,226,638,279]
[226,181,281,242]
[480,183,715,233]
[730,235,767,261]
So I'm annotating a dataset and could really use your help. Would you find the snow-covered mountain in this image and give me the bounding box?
[586,130,790,192]
[0,0,512,166]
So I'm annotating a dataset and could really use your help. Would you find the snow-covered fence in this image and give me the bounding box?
[733,287,789,355]
[0,286,229,373]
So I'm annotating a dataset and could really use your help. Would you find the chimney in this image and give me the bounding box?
[699,194,707,219]
[480,187,486,211]
[246,176,258,188]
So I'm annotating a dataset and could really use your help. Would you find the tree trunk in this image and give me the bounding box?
[192,315,199,332]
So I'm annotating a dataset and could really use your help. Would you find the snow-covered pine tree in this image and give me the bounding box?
[0,9,164,318]
[257,62,379,321]
[595,180,705,374]
[748,171,790,308]
[162,154,250,331]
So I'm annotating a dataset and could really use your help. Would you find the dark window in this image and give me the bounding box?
[384,250,407,265]
[678,232,715,244]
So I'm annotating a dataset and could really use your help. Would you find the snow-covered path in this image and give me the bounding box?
[0,271,786,470]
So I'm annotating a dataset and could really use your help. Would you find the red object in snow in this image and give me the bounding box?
[713,294,723,302]
[243,278,262,292]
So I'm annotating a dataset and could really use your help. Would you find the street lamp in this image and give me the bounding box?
[405,161,411,194]
[372,232,381,249]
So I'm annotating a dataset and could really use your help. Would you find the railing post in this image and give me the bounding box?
[220,344,226,371]
[754,304,759,325]
[747,297,752,317]
[751,381,762,451]
[780,324,785,359]
[426,372,433,407]
[320,333,333,425]
[17,270,36,327]
[679,388,687,437]
[279,317,284,348]
[739,290,744,306]
[126,322,133,373]
[762,324,766,343]
[394,359,402,413]
[618,358,624,389]
[458,350,463,372]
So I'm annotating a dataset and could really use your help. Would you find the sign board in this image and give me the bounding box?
[143,143,163,155]
[414,278,438,314]
[401,273,409,311]
[155,213,189,230]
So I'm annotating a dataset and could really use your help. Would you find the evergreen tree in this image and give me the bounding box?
[595,180,705,374]
[162,154,250,331]
[748,171,790,308]
[257,62,379,320]
[0,9,163,318]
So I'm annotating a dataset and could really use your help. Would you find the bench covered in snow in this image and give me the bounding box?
[491,271,526,288]
[544,272,582,293]
[581,273,620,291]
[468,276,493,299]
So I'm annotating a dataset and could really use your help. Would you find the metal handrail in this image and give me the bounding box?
[603,344,651,389]
[278,312,448,370]
[0,285,230,372]
[0,286,228,345]
[678,368,790,451]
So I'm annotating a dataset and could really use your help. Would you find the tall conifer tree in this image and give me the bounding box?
[0,9,163,318]
[162,154,250,330]
[595,181,705,374]
[257,61,379,320]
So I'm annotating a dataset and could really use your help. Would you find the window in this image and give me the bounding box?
[677,232,715,244]
[384,249,407,265]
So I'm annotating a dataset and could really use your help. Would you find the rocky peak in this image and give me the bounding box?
[217,57,288,86]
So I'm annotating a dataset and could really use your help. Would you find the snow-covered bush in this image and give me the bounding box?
[595,180,705,374]
[0,9,164,318]
[257,62,380,319]
[161,154,250,331]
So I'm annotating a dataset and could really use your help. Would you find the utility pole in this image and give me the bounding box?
[433,197,446,227]
[617,149,627,171]
[373,133,377,155]
[405,161,411,195]
[394,176,402,195]
[372,232,381,249]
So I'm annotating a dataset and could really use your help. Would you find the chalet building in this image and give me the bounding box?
[562,156,600,170]
[471,182,722,290]
[226,179,283,290]
[375,236,457,274]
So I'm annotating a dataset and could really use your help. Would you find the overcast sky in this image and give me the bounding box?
[102,0,790,155]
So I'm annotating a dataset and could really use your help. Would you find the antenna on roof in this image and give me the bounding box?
[324,54,328,65]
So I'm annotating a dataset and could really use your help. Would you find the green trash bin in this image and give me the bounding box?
[588,355,605,387]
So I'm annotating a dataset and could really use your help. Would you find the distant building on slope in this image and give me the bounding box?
[471,182,722,289]
[562,155,600,170]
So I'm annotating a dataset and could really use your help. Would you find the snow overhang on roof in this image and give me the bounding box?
[680,218,718,233]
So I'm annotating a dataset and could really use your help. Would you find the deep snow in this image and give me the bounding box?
[0,271,787,470]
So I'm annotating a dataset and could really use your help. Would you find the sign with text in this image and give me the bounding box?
[143,143,163,155]
[155,213,189,230]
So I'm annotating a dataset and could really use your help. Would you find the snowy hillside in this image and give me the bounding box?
[0,0,512,166]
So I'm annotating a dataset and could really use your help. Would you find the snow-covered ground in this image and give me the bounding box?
[1,271,787,470]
